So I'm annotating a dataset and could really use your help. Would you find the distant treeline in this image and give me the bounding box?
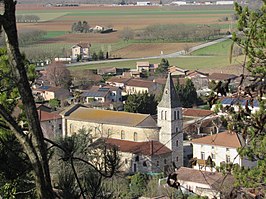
[137,24,221,42]
[16,15,40,23]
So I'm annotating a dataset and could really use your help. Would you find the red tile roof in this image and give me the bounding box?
[192,131,243,148]
[106,76,131,84]
[182,108,214,117]
[38,110,61,122]
[106,138,171,156]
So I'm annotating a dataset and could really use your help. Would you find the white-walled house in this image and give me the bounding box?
[174,167,234,199]
[192,131,256,171]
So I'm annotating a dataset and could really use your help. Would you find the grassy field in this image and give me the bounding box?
[191,39,233,56]
[69,55,244,74]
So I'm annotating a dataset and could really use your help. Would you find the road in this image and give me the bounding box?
[36,36,231,70]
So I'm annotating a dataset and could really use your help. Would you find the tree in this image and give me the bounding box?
[98,50,104,60]
[91,52,98,61]
[0,1,55,198]
[124,92,158,115]
[155,58,169,76]
[0,2,120,198]
[130,173,147,198]
[225,1,266,193]
[46,62,71,88]
[49,98,60,110]
[120,27,134,42]
[176,78,198,108]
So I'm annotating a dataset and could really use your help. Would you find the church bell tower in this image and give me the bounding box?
[157,73,183,168]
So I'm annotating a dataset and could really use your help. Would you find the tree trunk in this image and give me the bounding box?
[0,1,55,198]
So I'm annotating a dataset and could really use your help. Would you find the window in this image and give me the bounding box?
[174,111,177,120]
[176,156,179,162]
[143,161,147,167]
[201,152,205,160]
[161,110,164,120]
[59,124,62,130]
[176,140,179,147]
[125,159,128,164]
[226,148,230,152]
[176,127,179,133]
[135,156,139,162]
[212,146,215,150]
[226,155,230,163]
[177,111,180,120]
[165,111,167,120]
[156,161,159,166]
[164,159,167,164]
[134,132,138,141]
[121,130,125,140]
[211,153,216,160]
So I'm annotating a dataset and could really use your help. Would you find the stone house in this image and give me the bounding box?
[38,110,62,139]
[71,43,91,61]
[33,85,71,101]
[61,74,183,173]
[192,131,257,172]
[125,78,160,95]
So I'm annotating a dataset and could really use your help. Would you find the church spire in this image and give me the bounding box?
[158,73,181,108]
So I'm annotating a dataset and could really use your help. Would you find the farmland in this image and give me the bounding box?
[15,4,235,61]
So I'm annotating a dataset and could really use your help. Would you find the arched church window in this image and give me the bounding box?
[177,111,180,120]
[174,111,176,120]
[176,140,179,147]
[161,110,164,120]
[176,156,179,162]
[165,111,167,120]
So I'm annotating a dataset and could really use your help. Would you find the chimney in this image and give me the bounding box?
[150,140,154,156]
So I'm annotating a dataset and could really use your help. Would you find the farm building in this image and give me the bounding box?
[216,1,234,5]
[136,1,151,6]
[171,1,187,5]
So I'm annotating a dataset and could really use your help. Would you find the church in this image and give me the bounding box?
[60,73,183,173]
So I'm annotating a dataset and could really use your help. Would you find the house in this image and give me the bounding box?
[97,67,118,76]
[136,1,151,6]
[61,73,184,173]
[183,108,219,136]
[168,66,189,77]
[192,131,257,172]
[186,70,209,79]
[186,70,209,92]
[33,86,71,101]
[106,76,131,88]
[71,43,91,61]
[125,78,160,95]
[81,85,122,103]
[136,62,150,72]
[93,25,104,32]
[173,167,235,199]
[214,96,260,113]
[38,110,62,139]
[208,73,238,83]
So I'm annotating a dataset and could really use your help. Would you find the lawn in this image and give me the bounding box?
[43,31,67,39]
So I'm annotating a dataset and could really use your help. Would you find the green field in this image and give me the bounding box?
[68,55,243,72]
[191,39,233,56]
[43,31,67,39]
